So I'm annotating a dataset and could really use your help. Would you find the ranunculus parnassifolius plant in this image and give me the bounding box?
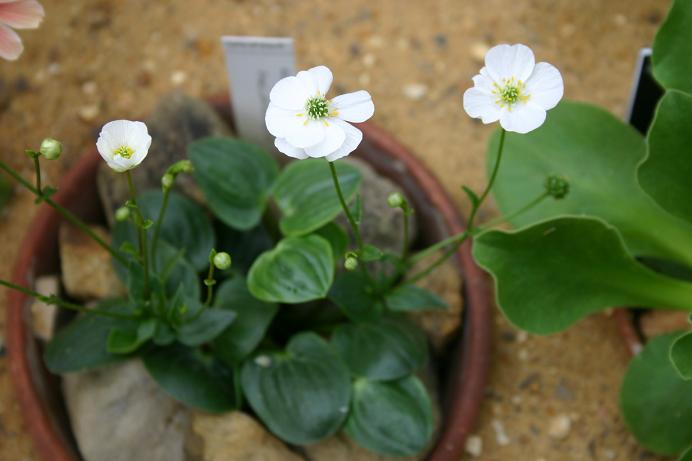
[463,43,564,133]
[265,65,375,161]
[96,120,152,172]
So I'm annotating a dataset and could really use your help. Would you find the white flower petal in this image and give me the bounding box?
[269,76,310,110]
[325,120,362,162]
[305,120,346,157]
[308,65,333,95]
[463,87,501,124]
[296,70,318,95]
[331,90,374,123]
[275,138,309,159]
[471,67,495,94]
[265,103,303,138]
[499,103,546,134]
[525,62,564,110]
[285,120,325,148]
[485,43,535,82]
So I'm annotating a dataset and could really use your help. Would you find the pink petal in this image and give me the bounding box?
[0,22,22,60]
[0,0,44,29]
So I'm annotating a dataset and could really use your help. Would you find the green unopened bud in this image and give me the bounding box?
[544,175,569,199]
[161,173,174,190]
[115,206,130,222]
[213,252,232,270]
[39,138,62,160]
[344,256,359,271]
[168,159,193,175]
[387,192,405,208]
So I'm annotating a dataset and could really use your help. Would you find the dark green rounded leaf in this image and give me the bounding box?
[177,308,236,347]
[274,159,361,236]
[247,235,334,303]
[671,331,692,380]
[211,277,278,365]
[328,271,381,322]
[345,375,434,456]
[315,222,348,259]
[241,332,351,445]
[386,285,447,312]
[473,217,692,334]
[189,137,278,230]
[142,344,236,413]
[678,447,692,461]
[652,0,692,94]
[621,333,692,455]
[331,317,427,380]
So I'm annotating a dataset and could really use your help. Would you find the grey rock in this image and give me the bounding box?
[63,360,193,461]
[97,92,231,225]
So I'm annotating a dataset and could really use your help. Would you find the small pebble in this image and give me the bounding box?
[547,414,571,439]
[367,35,383,48]
[78,104,100,122]
[402,83,428,100]
[362,53,376,67]
[470,41,490,62]
[254,355,272,367]
[465,435,483,457]
[491,419,510,446]
[358,73,371,86]
[82,80,97,95]
[170,70,187,85]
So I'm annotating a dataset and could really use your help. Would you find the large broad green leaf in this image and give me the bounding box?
[247,235,334,303]
[211,277,278,365]
[274,159,361,236]
[44,300,136,373]
[328,271,381,322]
[112,190,215,271]
[142,344,236,413]
[331,317,427,381]
[621,333,692,455]
[241,332,351,445]
[671,331,692,380]
[176,307,236,347]
[652,0,692,94]
[487,101,692,266]
[385,285,447,312]
[679,447,692,461]
[215,223,273,273]
[345,375,434,456]
[639,91,692,226]
[189,137,278,231]
[473,216,692,334]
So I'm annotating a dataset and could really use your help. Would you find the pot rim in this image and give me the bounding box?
[6,94,492,461]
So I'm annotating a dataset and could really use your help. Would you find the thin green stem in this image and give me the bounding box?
[204,264,216,307]
[0,160,128,266]
[401,210,410,260]
[126,171,150,298]
[405,232,470,284]
[33,156,41,193]
[481,191,550,229]
[466,128,506,230]
[329,161,364,250]
[0,279,134,319]
[151,186,171,269]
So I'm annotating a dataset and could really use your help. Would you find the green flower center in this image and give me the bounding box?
[113,145,134,159]
[305,96,329,120]
[493,77,529,108]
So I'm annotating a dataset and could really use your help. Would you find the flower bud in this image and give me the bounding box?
[39,138,63,160]
[161,173,174,190]
[344,256,359,271]
[115,206,130,222]
[544,175,569,199]
[168,159,193,175]
[213,252,232,270]
[387,192,405,208]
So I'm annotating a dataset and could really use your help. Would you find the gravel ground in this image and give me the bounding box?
[0,1,670,460]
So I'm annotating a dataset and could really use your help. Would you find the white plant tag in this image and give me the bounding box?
[221,36,296,151]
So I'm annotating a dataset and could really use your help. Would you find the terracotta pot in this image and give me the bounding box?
[6,94,493,461]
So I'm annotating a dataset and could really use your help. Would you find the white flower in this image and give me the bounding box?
[265,65,375,162]
[463,44,563,134]
[96,120,152,172]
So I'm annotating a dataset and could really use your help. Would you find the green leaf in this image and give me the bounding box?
[154,241,201,300]
[247,235,334,303]
[678,447,692,461]
[350,194,363,225]
[315,222,348,259]
[44,300,136,373]
[473,216,692,334]
[652,0,692,94]
[639,91,692,227]
[106,318,156,354]
[211,277,278,365]
[331,317,427,381]
[621,333,692,455]
[142,344,236,413]
[386,285,447,312]
[329,271,381,322]
[215,223,273,273]
[177,307,237,347]
[189,137,278,231]
[361,244,384,262]
[487,100,692,266]
[241,332,351,445]
[461,185,480,208]
[671,331,692,380]
[112,190,215,271]
[274,159,361,236]
[345,375,434,456]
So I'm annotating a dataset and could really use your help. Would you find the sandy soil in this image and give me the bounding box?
[0,0,671,460]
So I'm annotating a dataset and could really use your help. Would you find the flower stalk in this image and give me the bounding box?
[126,171,150,298]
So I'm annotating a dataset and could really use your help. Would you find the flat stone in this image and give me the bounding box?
[63,360,191,461]
[59,222,125,300]
[29,275,60,341]
[547,414,571,440]
[97,92,231,225]
[465,434,483,457]
[188,410,303,461]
